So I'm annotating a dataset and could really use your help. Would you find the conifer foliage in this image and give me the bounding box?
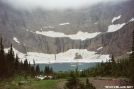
[129,30,134,84]
[0,38,7,79]
[0,38,40,80]
[64,71,96,89]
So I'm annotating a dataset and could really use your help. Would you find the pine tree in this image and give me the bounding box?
[14,54,19,70]
[36,64,40,75]
[129,30,134,84]
[75,66,79,77]
[24,59,29,72]
[44,65,50,76]
[8,44,15,64]
[6,44,16,77]
[0,38,7,79]
[50,67,53,74]
[65,71,80,89]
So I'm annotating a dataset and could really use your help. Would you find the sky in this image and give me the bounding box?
[1,0,124,10]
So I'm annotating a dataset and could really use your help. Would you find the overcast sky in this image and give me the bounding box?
[1,0,126,10]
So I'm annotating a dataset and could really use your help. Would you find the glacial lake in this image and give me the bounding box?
[33,62,99,72]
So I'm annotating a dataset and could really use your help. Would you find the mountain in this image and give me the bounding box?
[0,0,134,63]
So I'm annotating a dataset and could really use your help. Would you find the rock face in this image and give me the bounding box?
[74,53,83,59]
[0,0,134,58]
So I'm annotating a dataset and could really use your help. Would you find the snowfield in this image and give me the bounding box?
[95,22,98,24]
[4,47,27,62]
[43,26,54,28]
[127,51,132,54]
[108,17,134,32]
[97,47,103,50]
[13,37,20,44]
[36,31,101,40]
[59,22,70,26]
[4,48,110,64]
[129,18,134,22]
[112,15,121,23]
[107,23,125,32]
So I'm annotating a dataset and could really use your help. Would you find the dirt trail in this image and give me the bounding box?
[57,78,133,89]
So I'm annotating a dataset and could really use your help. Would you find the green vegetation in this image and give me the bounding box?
[64,71,96,89]
[0,76,65,89]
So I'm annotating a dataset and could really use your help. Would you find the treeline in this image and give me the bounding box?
[82,56,133,78]
[81,31,134,84]
[0,38,43,80]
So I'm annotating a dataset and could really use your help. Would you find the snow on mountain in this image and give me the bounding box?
[112,15,121,23]
[36,31,101,40]
[97,47,103,50]
[59,22,70,26]
[13,37,20,44]
[4,48,110,64]
[4,47,26,62]
[43,26,54,28]
[129,18,134,22]
[107,23,125,32]
[95,22,98,24]
[108,17,134,32]
[127,51,132,54]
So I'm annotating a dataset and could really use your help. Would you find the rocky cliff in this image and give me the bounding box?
[0,0,134,58]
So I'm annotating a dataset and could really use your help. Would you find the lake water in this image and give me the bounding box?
[33,62,99,72]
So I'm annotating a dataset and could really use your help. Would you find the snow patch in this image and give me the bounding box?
[127,51,132,54]
[112,15,121,23]
[4,47,26,62]
[108,17,134,32]
[43,26,54,28]
[36,31,101,40]
[26,49,110,63]
[129,18,134,22]
[59,22,70,26]
[35,75,52,80]
[107,23,125,32]
[97,47,103,50]
[95,22,98,24]
[4,48,110,64]
[36,76,45,80]
[49,26,54,28]
[13,37,20,44]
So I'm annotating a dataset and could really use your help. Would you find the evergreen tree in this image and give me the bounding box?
[44,65,49,76]
[8,44,15,64]
[0,38,7,79]
[6,44,15,77]
[24,59,29,73]
[75,66,79,77]
[35,64,40,75]
[14,54,19,74]
[65,71,80,89]
[50,67,53,74]
[129,30,134,84]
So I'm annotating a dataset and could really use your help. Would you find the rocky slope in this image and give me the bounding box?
[0,0,134,58]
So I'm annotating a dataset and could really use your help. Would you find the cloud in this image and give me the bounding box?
[1,0,126,10]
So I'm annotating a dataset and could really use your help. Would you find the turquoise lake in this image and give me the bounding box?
[33,62,99,72]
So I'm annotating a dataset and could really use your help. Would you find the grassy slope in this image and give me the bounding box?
[0,76,65,89]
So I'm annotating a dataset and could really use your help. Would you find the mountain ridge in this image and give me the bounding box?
[0,0,134,60]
